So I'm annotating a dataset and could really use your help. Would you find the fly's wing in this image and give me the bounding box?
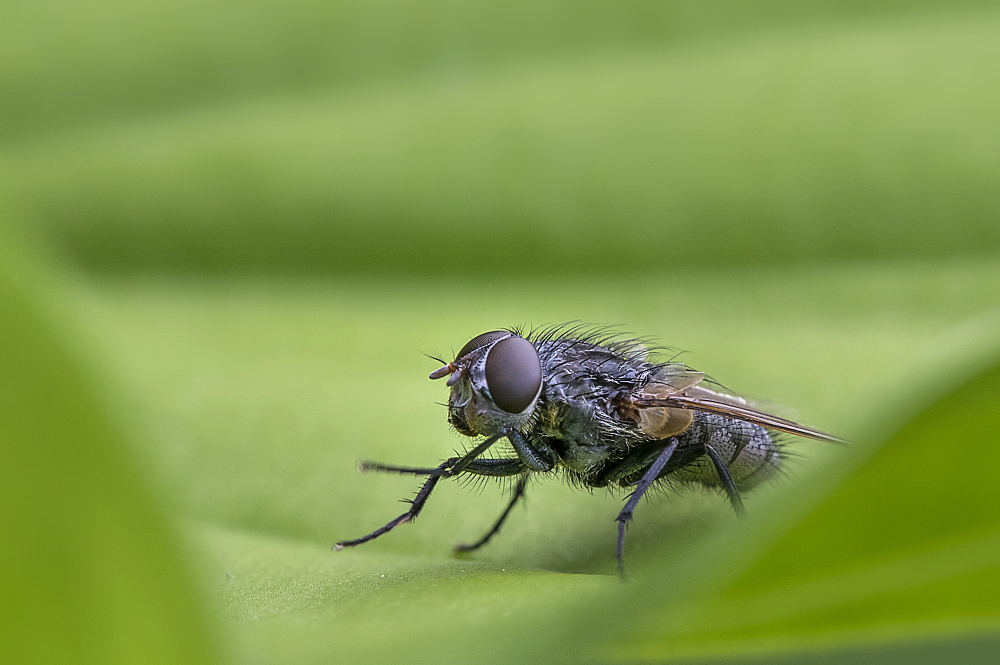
[655,364,706,392]
[631,367,706,439]
[633,381,844,444]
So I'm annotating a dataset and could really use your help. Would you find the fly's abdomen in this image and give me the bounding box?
[671,413,781,491]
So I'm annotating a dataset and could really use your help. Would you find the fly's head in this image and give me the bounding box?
[429,330,543,437]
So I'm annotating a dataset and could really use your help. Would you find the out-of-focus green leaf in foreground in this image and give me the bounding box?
[0,228,216,664]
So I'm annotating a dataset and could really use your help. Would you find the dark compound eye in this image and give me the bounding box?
[455,330,512,360]
[484,336,542,414]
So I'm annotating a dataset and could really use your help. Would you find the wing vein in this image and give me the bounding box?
[635,394,845,444]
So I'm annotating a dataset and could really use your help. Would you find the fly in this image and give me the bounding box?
[334,325,843,577]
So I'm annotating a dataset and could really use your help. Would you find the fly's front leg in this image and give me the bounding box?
[470,430,556,550]
[333,458,452,549]
[357,460,452,475]
[507,430,558,471]
[334,434,502,550]
[615,438,679,580]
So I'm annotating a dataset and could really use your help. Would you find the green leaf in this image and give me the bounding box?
[0,224,216,665]
[5,4,1000,663]
[2,1,989,140]
[70,258,1000,663]
[8,11,1000,274]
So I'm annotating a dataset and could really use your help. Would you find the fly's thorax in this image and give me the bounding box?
[441,332,543,438]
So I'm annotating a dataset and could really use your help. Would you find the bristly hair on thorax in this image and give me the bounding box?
[514,321,663,362]
[511,321,731,391]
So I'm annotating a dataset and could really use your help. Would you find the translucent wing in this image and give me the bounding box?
[631,381,844,444]
[655,365,706,392]
[629,368,705,439]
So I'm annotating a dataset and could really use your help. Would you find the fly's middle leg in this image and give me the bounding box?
[454,475,528,554]
[615,438,679,580]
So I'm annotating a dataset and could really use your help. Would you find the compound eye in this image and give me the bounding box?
[455,330,512,360]
[484,336,542,414]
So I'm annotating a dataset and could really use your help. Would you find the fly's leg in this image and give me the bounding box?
[615,438,679,580]
[333,459,451,549]
[454,475,528,554]
[704,443,746,517]
[592,446,661,487]
[334,434,502,550]
[507,430,557,471]
[461,458,529,477]
[358,461,451,475]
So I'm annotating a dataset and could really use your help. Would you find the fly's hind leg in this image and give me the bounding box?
[704,443,746,517]
[615,438,679,580]
[454,474,528,554]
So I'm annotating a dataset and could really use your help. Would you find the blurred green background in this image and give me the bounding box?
[2,2,999,664]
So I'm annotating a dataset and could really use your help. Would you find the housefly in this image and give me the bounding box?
[334,325,842,576]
